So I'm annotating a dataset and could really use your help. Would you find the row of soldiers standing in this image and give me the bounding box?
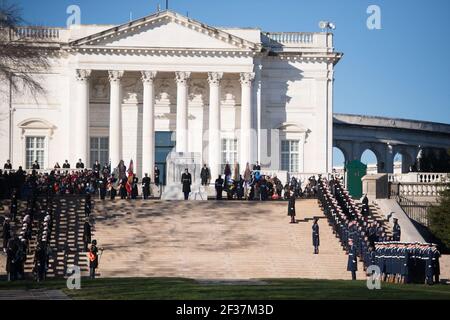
[318,176,441,284]
[369,242,441,285]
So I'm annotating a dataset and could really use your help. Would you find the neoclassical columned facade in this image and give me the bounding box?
[0,10,342,183]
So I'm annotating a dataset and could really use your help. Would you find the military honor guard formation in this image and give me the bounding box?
[0,159,443,284]
[317,176,441,284]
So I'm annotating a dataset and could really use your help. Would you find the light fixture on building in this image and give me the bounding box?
[319,21,336,32]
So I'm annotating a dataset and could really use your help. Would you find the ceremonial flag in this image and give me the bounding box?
[126,159,134,195]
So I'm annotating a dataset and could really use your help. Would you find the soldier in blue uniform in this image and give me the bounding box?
[392,218,401,241]
[181,168,192,200]
[312,218,320,254]
[425,244,435,285]
[215,175,224,200]
[347,239,358,280]
[432,244,441,284]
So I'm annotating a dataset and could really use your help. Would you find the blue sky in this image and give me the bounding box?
[13,0,450,165]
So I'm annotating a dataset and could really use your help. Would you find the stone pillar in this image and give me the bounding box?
[75,69,91,165]
[108,70,124,170]
[239,72,255,169]
[175,72,191,153]
[141,71,157,179]
[207,72,223,181]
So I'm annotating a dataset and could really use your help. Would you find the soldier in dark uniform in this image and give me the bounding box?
[99,177,107,200]
[83,219,92,252]
[10,191,18,221]
[215,175,224,200]
[312,218,320,254]
[2,218,11,252]
[425,244,435,285]
[200,164,210,186]
[347,239,358,280]
[154,166,160,186]
[119,177,127,199]
[287,190,296,224]
[142,173,151,200]
[181,169,192,200]
[85,193,92,217]
[392,218,401,241]
[432,244,441,284]
[35,242,47,282]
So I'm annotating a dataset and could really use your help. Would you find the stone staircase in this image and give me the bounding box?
[0,196,89,279]
[355,201,392,238]
[90,199,365,280]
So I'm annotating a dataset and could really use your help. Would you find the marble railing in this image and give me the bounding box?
[12,27,62,41]
[390,182,447,198]
[388,172,450,183]
[264,32,315,45]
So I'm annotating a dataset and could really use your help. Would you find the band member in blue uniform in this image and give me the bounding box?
[287,190,296,224]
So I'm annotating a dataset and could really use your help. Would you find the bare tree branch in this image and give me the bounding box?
[0,1,50,96]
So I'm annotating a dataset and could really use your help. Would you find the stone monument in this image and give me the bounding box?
[161,151,208,200]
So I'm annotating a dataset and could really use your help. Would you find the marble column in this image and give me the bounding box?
[108,70,124,170]
[239,72,255,169]
[175,72,191,153]
[207,72,223,181]
[75,69,91,165]
[141,71,157,179]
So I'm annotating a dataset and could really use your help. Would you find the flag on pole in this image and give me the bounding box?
[126,159,134,195]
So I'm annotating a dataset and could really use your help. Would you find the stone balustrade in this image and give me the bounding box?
[264,32,315,45]
[391,182,447,198]
[12,27,62,41]
[388,172,450,183]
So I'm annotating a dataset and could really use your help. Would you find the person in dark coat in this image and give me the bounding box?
[76,159,85,169]
[181,169,192,200]
[288,191,296,224]
[83,219,92,252]
[131,175,139,199]
[392,218,401,242]
[10,192,18,221]
[99,177,107,200]
[4,160,12,170]
[93,160,101,175]
[2,218,11,252]
[35,243,47,282]
[215,175,224,200]
[62,160,70,169]
[154,166,160,186]
[312,218,320,254]
[347,239,358,280]
[31,160,40,170]
[200,164,210,186]
[142,173,151,200]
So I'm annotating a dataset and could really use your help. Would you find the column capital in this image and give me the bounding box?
[141,71,158,83]
[108,70,124,82]
[207,72,223,86]
[75,69,92,81]
[239,72,255,87]
[175,71,191,85]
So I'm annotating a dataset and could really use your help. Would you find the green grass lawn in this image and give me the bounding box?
[0,277,450,299]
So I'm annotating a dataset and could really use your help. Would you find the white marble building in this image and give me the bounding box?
[0,10,341,182]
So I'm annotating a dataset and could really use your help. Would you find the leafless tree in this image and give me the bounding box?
[0,1,50,96]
